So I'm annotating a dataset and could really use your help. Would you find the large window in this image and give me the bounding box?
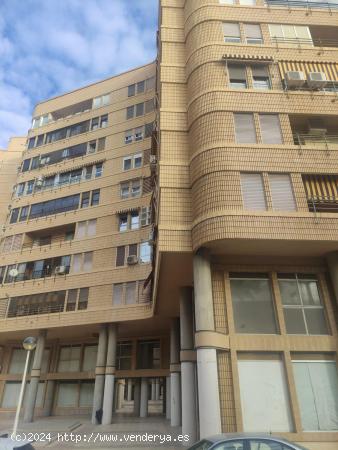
[269,174,296,211]
[230,274,277,333]
[292,359,338,431]
[238,356,293,432]
[57,346,81,372]
[243,24,262,44]
[259,114,283,144]
[116,341,133,369]
[234,113,257,143]
[137,340,160,369]
[223,23,241,42]
[269,24,312,44]
[278,274,328,335]
[228,65,247,88]
[241,173,267,211]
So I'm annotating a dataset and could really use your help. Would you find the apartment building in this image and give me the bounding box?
[0,0,338,449]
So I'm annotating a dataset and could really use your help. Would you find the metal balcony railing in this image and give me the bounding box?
[293,133,338,148]
[21,235,72,250]
[308,198,338,212]
[5,265,70,283]
[271,37,338,48]
[7,302,65,318]
[266,0,338,9]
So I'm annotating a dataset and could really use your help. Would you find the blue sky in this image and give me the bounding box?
[0,0,158,148]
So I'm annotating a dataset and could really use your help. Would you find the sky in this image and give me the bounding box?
[0,0,158,148]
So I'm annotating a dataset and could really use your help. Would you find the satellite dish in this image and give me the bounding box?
[9,268,19,278]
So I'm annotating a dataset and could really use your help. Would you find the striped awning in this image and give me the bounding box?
[115,206,139,214]
[222,54,274,63]
[302,174,338,201]
[279,61,338,81]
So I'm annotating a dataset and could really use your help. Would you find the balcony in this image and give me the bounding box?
[290,115,338,150]
[270,25,338,49]
[302,174,338,212]
[21,224,75,251]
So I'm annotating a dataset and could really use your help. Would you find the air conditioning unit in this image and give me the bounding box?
[285,71,306,88]
[307,72,327,89]
[39,159,47,167]
[55,265,66,275]
[35,176,44,187]
[127,255,138,265]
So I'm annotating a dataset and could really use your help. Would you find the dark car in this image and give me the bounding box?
[188,434,309,450]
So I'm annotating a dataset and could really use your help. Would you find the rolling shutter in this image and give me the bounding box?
[269,174,297,211]
[241,173,267,210]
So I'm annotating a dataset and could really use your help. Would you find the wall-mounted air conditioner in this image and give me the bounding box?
[55,265,66,275]
[307,72,327,89]
[127,255,138,265]
[285,71,306,88]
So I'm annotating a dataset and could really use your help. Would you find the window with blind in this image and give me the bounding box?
[252,66,271,89]
[57,346,81,372]
[116,246,126,267]
[234,114,257,143]
[223,22,241,42]
[228,65,247,88]
[240,173,267,210]
[269,174,296,211]
[259,114,283,144]
[292,360,338,431]
[243,24,262,44]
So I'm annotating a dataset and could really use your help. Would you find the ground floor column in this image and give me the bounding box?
[140,377,148,418]
[102,323,117,425]
[24,330,46,423]
[92,324,107,424]
[193,248,222,438]
[43,380,55,417]
[155,378,160,400]
[170,318,181,427]
[166,375,171,420]
[117,380,125,410]
[151,378,156,401]
[133,379,141,415]
[180,287,198,444]
[127,379,133,401]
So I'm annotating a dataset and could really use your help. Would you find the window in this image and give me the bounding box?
[116,341,132,369]
[120,182,130,199]
[125,281,137,304]
[135,126,143,141]
[81,192,90,208]
[131,179,141,197]
[95,163,103,178]
[137,81,145,94]
[241,173,267,211]
[78,288,89,310]
[57,346,81,372]
[140,242,152,263]
[128,84,136,97]
[16,183,25,197]
[10,208,20,224]
[269,24,312,44]
[31,156,40,169]
[116,246,126,267]
[223,23,241,43]
[228,65,247,88]
[136,103,144,117]
[230,274,277,333]
[128,243,138,257]
[66,289,77,311]
[91,189,100,206]
[120,179,141,199]
[145,99,154,114]
[22,159,31,172]
[234,113,257,143]
[137,340,160,369]
[113,284,123,305]
[126,106,134,120]
[244,24,262,44]
[269,174,296,211]
[278,274,328,335]
[123,153,143,171]
[87,219,96,236]
[27,137,35,149]
[28,194,80,219]
[97,137,106,151]
[119,214,128,232]
[238,357,293,431]
[252,66,271,89]
[83,252,93,271]
[100,114,108,128]
[292,360,338,431]
[259,114,283,144]
[130,211,140,230]
[93,94,110,108]
[239,0,256,4]
[82,345,97,371]
[125,130,133,144]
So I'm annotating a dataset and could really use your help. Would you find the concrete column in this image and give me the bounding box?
[327,252,338,305]
[193,248,222,438]
[166,376,171,420]
[151,378,156,401]
[170,318,181,426]
[140,377,148,417]
[92,324,107,424]
[102,323,117,425]
[180,287,198,444]
[43,380,55,417]
[117,380,125,410]
[155,378,160,401]
[133,379,141,415]
[24,330,46,423]
[127,379,133,401]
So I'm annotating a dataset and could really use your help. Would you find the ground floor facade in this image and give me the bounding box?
[0,250,338,449]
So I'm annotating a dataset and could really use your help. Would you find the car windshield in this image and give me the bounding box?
[189,439,214,450]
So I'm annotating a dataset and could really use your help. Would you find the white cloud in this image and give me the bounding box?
[0,0,158,147]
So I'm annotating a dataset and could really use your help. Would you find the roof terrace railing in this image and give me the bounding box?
[266,0,338,10]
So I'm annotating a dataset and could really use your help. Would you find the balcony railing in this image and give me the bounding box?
[266,0,338,10]
[271,37,338,48]
[5,266,70,283]
[7,302,65,318]
[308,198,338,212]
[293,133,338,148]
